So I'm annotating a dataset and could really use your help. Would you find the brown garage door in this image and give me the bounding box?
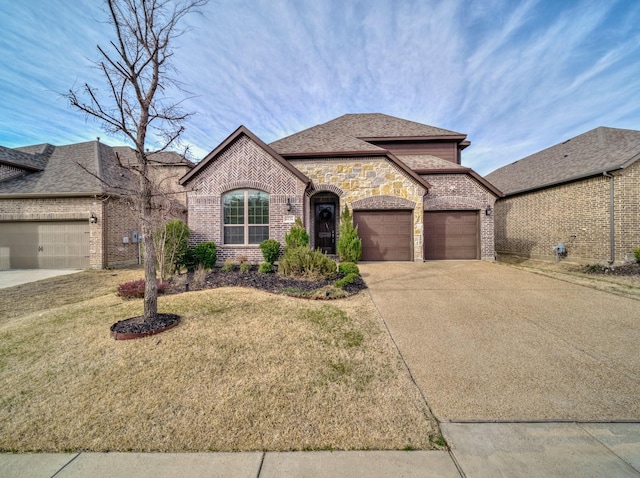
[353,210,412,261]
[424,211,479,260]
[0,221,90,269]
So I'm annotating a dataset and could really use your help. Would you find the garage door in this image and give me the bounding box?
[353,210,412,261]
[0,221,90,269]
[424,211,479,260]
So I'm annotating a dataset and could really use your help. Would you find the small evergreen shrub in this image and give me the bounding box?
[221,258,236,272]
[279,246,337,280]
[258,262,274,273]
[285,218,309,251]
[634,248,640,262]
[260,239,281,263]
[337,205,362,263]
[117,279,167,299]
[334,273,359,289]
[194,242,217,269]
[239,261,251,273]
[338,262,359,276]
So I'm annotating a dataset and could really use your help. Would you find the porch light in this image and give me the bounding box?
[286,198,292,212]
[89,212,98,223]
[485,205,492,216]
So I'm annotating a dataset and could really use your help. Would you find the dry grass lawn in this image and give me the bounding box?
[0,271,440,452]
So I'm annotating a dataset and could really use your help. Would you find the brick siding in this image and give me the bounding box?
[422,173,497,260]
[186,135,308,263]
[494,160,640,264]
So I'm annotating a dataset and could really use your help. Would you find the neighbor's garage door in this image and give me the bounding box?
[0,221,90,269]
[424,211,479,260]
[353,210,412,261]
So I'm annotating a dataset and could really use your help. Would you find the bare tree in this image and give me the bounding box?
[67,0,206,320]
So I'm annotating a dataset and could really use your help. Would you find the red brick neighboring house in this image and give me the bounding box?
[486,127,640,264]
[181,113,502,262]
[0,141,192,269]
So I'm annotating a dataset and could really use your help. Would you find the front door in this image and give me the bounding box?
[315,203,336,254]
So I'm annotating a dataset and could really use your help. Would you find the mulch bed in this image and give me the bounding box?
[584,262,640,277]
[110,313,180,340]
[166,265,368,297]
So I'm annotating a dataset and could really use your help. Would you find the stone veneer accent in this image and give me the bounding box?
[422,174,497,260]
[291,157,427,261]
[494,159,640,264]
[186,135,308,263]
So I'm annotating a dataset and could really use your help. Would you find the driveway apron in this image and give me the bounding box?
[360,261,640,421]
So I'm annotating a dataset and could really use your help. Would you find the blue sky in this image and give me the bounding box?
[1,0,639,175]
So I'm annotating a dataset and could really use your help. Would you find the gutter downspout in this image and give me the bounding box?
[603,172,615,264]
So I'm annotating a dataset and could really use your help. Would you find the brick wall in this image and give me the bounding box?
[104,198,141,267]
[494,161,640,263]
[186,134,308,263]
[291,157,427,261]
[422,173,497,260]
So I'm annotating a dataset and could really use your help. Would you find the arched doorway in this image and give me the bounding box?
[310,192,339,254]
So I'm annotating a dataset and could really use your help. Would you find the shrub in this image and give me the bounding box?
[334,273,359,289]
[279,246,337,280]
[192,264,207,288]
[117,279,167,299]
[260,239,281,263]
[285,218,309,251]
[258,262,274,273]
[236,254,248,264]
[194,242,217,269]
[634,248,640,262]
[337,205,362,263]
[239,261,251,273]
[221,258,236,272]
[154,219,190,280]
[338,262,359,276]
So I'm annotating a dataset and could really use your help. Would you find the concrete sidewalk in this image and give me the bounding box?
[2,423,639,477]
[0,269,81,289]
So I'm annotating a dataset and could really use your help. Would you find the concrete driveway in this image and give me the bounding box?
[360,261,640,421]
[0,269,81,289]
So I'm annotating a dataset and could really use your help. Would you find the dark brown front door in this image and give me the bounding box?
[315,204,336,254]
[424,211,479,260]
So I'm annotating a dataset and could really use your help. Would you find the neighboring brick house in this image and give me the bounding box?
[181,113,502,262]
[486,127,640,264]
[0,141,192,269]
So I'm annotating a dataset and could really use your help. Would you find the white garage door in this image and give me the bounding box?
[0,221,90,269]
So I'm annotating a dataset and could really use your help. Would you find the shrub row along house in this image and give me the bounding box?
[0,141,192,269]
[180,114,502,263]
[486,127,640,264]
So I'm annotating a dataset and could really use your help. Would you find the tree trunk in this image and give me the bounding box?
[140,172,158,320]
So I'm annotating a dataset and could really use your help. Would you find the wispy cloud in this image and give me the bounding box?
[1,0,639,175]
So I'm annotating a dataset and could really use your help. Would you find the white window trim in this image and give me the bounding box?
[222,189,269,245]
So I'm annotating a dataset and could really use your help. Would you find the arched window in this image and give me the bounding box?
[223,189,269,244]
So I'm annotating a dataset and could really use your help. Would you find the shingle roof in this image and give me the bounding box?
[0,140,196,196]
[486,127,640,196]
[270,113,464,154]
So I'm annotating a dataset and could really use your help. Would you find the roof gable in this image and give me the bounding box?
[486,127,640,196]
[0,145,49,171]
[180,125,310,186]
[270,113,466,155]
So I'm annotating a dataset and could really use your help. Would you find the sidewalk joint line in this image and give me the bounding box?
[50,452,81,478]
[256,451,266,478]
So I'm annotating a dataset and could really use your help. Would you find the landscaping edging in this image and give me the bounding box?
[110,313,181,340]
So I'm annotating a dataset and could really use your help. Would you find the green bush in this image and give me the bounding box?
[337,206,362,263]
[260,239,281,263]
[338,262,359,276]
[285,218,309,251]
[221,258,235,272]
[279,246,337,280]
[334,273,359,289]
[194,242,217,269]
[154,219,190,280]
[634,248,640,262]
[239,261,251,273]
[258,262,274,273]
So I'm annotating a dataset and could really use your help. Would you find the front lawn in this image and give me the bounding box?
[0,270,441,452]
